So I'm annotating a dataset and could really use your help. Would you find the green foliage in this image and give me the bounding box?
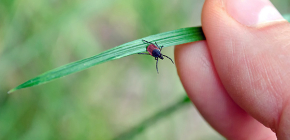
[9,27,205,93]
[113,96,191,140]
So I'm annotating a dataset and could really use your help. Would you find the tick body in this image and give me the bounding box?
[138,40,174,73]
[147,44,161,57]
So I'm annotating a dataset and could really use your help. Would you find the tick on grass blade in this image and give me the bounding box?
[138,39,174,73]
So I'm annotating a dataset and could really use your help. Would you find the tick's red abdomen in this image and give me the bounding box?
[147,44,159,56]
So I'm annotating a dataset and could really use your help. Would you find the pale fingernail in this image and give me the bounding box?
[225,0,285,26]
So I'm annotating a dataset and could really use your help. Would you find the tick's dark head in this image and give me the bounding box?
[151,49,162,58]
[159,55,164,59]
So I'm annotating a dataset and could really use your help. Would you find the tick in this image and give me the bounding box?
[138,39,174,73]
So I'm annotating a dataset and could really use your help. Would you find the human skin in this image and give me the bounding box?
[175,0,290,139]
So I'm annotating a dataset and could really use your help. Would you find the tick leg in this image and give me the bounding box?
[142,39,153,44]
[154,42,160,49]
[138,53,150,55]
[155,42,162,50]
[143,40,159,49]
[156,58,159,74]
[160,46,164,51]
[162,54,174,64]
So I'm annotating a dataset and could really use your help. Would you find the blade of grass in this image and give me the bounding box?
[283,14,290,21]
[9,27,205,93]
[113,95,191,140]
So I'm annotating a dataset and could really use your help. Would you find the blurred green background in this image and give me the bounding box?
[0,0,289,140]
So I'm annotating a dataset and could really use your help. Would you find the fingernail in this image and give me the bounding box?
[225,0,285,26]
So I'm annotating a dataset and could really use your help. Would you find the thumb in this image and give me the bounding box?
[202,0,290,139]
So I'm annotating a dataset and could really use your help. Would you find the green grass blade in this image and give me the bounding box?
[283,14,290,21]
[113,95,191,140]
[8,27,205,93]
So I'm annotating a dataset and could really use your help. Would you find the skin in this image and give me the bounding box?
[175,0,290,139]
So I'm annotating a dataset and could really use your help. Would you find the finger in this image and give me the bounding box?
[202,0,290,138]
[175,41,275,139]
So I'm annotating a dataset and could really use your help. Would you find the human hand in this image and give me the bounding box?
[175,0,290,139]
